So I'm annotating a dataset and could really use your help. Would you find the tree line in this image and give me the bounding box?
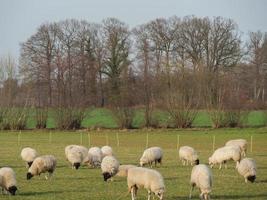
[0,16,267,129]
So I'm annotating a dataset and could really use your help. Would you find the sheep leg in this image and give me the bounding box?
[131,187,137,200]
[189,184,194,199]
[147,190,151,200]
[219,163,222,170]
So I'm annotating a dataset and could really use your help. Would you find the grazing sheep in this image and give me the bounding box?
[140,147,163,168]
[65,145,89,169]
[0,167,17,195]
[101,156,119,181]
[189,164,212,200]
[27,155,57,180]
[101,146,113,157]
[127,167,165,200]
[179,146,199,166]
[116,165,136,177]
[237,158,257,183]
[209,146,241,169]
[225,139,248,157]
[88,147,103,168]
[21,147,38,168]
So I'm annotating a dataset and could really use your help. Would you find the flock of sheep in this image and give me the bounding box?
[0,138,257,200]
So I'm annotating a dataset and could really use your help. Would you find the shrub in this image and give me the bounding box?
[35,108,48,129]
[0,107,28,130]
[113,107,134,129]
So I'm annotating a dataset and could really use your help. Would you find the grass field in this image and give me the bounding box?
[0,128,267,199]
[26,108,267,129]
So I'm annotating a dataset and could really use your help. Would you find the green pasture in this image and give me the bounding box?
[0,128,266,199]
[26,108,267,129]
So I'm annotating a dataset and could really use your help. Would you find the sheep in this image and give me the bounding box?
[0,167,17,195]
[88,147,103,168]
[208,145,241,169]
[65,145,89,169]
[236,158,257,183]
[127,167,165,200]
[179,146,199,166]
[189,164,212,200]
[140,147,163,168]
[116,164,136,177]
[20,147,38,168]
[101,146,113,157]
[27,155,57,180]
[225,139,248,157]
[101,155,119,181]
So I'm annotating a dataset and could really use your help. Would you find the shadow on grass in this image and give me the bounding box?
[257,179,267,183]
[19,190,63,196]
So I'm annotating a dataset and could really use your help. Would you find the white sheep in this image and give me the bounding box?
[189,164,212,200]
[21,147,38,168]
[101,155,119,181]
[127,167,165,200]
[101,146,113,157]
[225,139,248,157]
[140,147,163,168]
[88,147,103,168]
[65,145,89,169]
[209,146,241,169]
[237,158,256,183]
[179,146,199,166]
[27,155,57,180]
[0,167,17,195]
[116,164,136,177]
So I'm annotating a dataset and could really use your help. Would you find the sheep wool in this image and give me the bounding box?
[209,145,241,169]
[101,146,113,157]
[237,158,257,183]
[179,146,199,166]
[140,147,163,168]
[116,164,136,177]
[27,155,57,180]
[0,167,17,195]
[225,139,248,157]
[88,147,103,168]
[101,156,119,181]
[21,147,38,168]
[127,167,165,200]
[65,145,89,169]
[190,164,212,200]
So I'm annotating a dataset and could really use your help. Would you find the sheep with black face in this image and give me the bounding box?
[101,156,119,181]
[0,167,17,196]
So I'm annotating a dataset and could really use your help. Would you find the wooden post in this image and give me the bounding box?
[146,133,149,148]
[49,131,52,144]
[177,135,180,150]
[116,132,119,147]
[212,135,216,152]
[106,133,109,145]
[80,132,83,145]
[250,135,253,153]
[88,133,91,147]
[18,131,21,145]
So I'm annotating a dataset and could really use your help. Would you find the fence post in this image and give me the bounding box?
[146,133,149,148]
[18,131,21,145]
[250,135,253,153]
[80,132,83,145]
[116,132,119,147]
[212,135,216,152]
[106,133,109,146]
[49,131,52,144]
[88,132,91,147]
[176,135,180,150]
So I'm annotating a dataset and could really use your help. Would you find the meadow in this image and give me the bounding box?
[0,128,267,199]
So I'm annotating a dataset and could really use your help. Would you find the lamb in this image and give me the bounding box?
[27,155,57,180]
[21,147,38,168]
[140,147,163,168]
[236,158,256,183]
[225,139,248,157]
[189,164,212,200]
[88,147,103,168]
[101,146,113,157]
[101,155,119,181]
[65,145,89,169]
[0,167,17,195]
[116,164,136,177]
[179,146,199,166]
[127,167,165,200]
[208,145,241,169]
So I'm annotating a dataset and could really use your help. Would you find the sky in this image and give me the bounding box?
[0,0,267,59]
